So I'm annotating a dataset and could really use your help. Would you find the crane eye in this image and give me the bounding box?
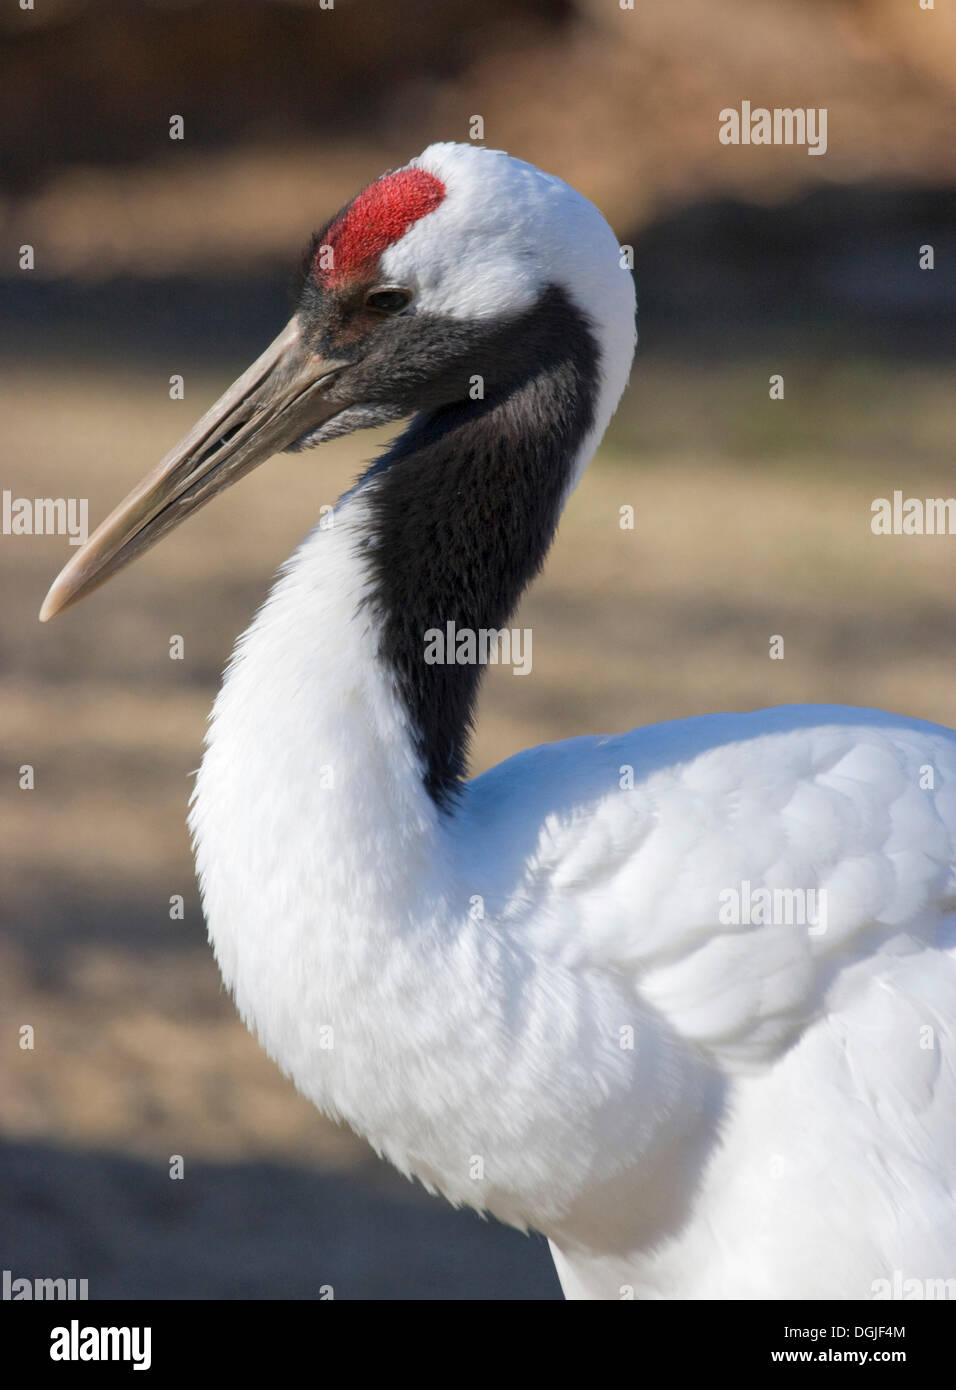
[365,288,412,314]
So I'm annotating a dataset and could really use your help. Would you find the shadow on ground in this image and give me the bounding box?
[1,1141,562,1300]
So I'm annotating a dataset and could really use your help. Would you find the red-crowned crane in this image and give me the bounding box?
[41,144,956,1300]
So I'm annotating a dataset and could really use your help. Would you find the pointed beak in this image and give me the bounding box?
[39,316,351,622]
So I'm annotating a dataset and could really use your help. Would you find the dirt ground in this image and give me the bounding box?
[2,347,953,1297]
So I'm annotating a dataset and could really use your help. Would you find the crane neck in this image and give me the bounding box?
[354,283,602,806]
[186,281,708,1240]
[193,283,627,924]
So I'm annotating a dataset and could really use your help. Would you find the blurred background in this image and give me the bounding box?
[2,0,954,1299]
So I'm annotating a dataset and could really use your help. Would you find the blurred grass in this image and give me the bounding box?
[613,355,956,466]
[1,346,954,1286]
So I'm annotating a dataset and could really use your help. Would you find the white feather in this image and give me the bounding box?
[188,144,956,1299]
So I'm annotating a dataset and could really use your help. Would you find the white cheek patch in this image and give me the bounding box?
[380,201,541,322]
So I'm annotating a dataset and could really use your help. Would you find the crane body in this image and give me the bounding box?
[41,143,956,1299]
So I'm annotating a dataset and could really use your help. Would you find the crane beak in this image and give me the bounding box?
[39,317,351,622]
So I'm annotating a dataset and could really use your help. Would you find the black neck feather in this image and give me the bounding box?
[359,285,600,806]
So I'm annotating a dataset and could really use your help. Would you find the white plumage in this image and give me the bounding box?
[44,143,956,1299]
[190,500,956,1299]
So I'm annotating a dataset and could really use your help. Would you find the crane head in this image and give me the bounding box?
[40,143,634,621]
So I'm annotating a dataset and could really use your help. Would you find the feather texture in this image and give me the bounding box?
[184,143,956,1299]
